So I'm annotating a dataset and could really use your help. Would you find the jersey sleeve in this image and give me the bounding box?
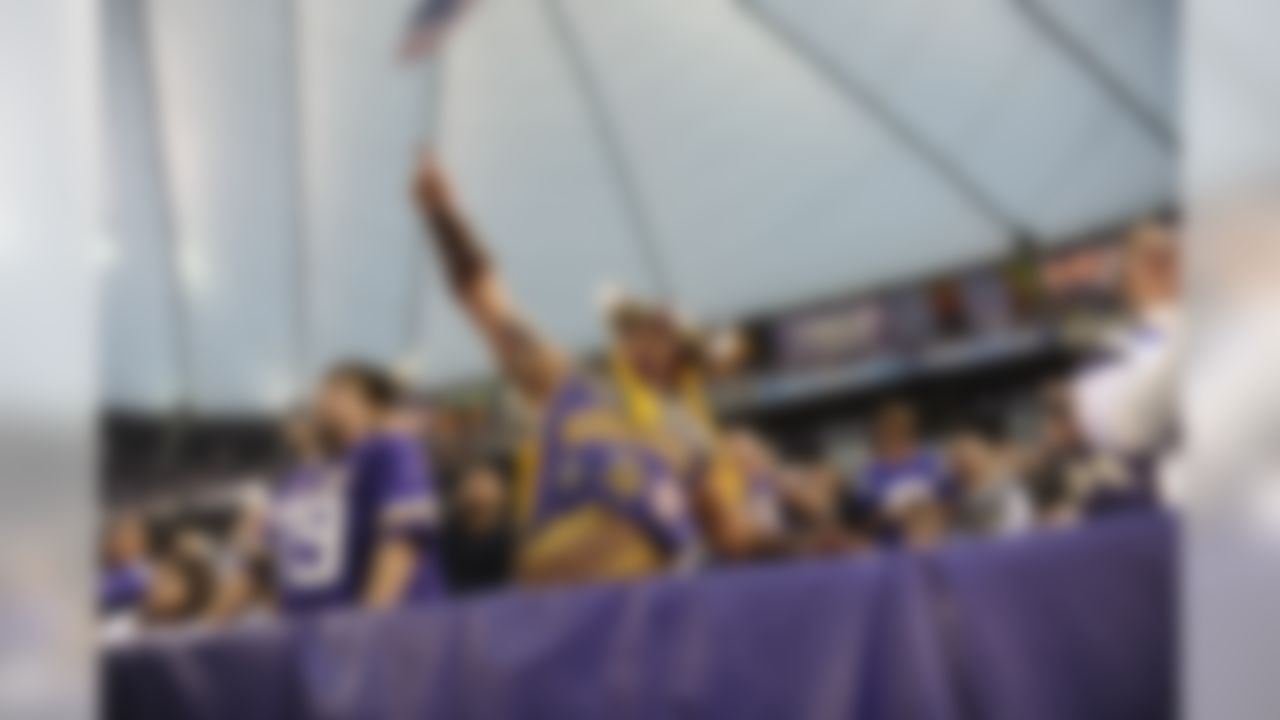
[367,436,442,540]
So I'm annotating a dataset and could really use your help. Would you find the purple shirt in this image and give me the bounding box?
[527,379,696,556]
[271,433,443,613]
[100,561,150,613]
[861,449,948,509]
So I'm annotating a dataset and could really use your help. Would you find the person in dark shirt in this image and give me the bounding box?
[440,463,514,594]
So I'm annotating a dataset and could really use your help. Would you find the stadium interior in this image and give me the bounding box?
[98,1,1185,718]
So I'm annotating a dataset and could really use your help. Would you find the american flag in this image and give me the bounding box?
[398,0,477,62]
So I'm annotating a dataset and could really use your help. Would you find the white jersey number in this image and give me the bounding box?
[274,484,348,591]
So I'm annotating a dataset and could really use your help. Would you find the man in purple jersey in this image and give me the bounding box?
[270,365,444,614]
[411,154,697,584]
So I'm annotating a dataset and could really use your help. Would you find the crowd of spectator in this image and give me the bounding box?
[100,348,1168,639]
[99,158,1180,639]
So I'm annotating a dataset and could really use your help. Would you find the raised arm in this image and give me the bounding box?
[412,154,567,404]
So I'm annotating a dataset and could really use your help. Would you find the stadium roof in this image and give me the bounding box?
[103,0,1176,413]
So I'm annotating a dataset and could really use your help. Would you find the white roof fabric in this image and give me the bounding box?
[102,0,1177,413]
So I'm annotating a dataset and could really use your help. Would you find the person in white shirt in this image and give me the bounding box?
[1073,215,1181,505]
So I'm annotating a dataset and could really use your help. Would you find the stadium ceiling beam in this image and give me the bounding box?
[136,0,195,421]
[287,0,313,399]
[736,0,1027,239]
[1010,0,1177,150]
[130,0,205,476]
[540,0,677,305]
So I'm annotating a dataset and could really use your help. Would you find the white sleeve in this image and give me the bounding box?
[1073,324,1179,457]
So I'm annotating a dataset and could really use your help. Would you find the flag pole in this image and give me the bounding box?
[398,24,452,389]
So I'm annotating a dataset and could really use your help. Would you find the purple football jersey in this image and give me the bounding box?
[862,449,949,508]
[271,432,444,613]
[524,378,696,556]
